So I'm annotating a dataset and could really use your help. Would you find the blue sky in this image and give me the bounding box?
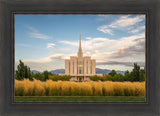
[15,14,145,71]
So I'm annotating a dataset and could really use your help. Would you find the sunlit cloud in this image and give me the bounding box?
[97,15,145,35]
[16,32,145,71]
[15,15,145,71]
[58,33,145,69]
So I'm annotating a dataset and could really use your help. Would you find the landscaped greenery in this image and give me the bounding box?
[15,96,145,102]
[90,63,145,82]
[15,60,145,82]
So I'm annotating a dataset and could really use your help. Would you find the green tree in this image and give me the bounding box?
[124,70,130,81]
[42,70,52,81]
[108,70,117,77]
[15,60,32,80]
[105,74,113,81]
[32,73,45,81]
[130,63,142,82]
[139,69,145,81]
[113,73,124,82]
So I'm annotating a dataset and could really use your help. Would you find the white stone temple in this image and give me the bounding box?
[60,34,102,82]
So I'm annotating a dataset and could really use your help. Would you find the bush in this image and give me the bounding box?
[48,75,70,81]
[31,73,45,81]
[90,75,101,81]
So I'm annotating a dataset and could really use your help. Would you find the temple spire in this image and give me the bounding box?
[78,34,83,58]
[79,34,81,50]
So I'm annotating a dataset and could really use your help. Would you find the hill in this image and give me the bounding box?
[31,68,125,75]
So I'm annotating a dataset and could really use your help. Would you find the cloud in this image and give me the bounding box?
[129,26,145,34]
[49,54,65,60]
[108,37,145,59]
[17,29,145,71]
[23,54,65,63]
[96,15,115,21]
[86,37,92,40]
[59,41,78,46]
[47,43,55,48]
[109,15,144,28]
[24,25,38,32]
[97,15,145,35]
[15,54,65,71]
[97,26,114,35]
[29,32,52,40]
[96,61,145,67]
[25,25,52,40]
[58,33,145,69]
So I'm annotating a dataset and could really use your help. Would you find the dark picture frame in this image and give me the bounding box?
[0,0,160,116]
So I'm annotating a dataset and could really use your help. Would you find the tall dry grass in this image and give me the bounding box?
[15,79,145,96]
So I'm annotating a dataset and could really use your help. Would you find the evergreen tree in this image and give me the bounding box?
[42,70,51,81]
[130,63,140,81]
[139,69,145,81]
[124,70,131,81]
[15,60,32,80]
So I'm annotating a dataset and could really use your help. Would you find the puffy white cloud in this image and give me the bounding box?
[16,32,145,71]
[109,15,144,28]
[97,15,145,35]
[57,33,145,69]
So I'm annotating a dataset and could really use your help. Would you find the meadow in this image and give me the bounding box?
[15,79,145,96]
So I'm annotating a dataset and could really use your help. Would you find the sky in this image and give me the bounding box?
[15,14,145,72]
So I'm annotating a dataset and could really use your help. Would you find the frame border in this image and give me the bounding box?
[0,0,160,116]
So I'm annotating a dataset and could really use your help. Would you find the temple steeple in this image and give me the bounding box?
[78,34,83,58]
[79,34,82,50]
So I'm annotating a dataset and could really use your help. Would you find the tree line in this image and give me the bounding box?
[15,60,70,81]
[15,60,145,82]
[90,63,145,82]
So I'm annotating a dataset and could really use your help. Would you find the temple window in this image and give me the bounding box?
[79,69,82,74]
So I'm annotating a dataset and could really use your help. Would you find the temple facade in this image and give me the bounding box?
[63,34,102,82]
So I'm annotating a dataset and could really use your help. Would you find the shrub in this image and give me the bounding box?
[48,75,70,81]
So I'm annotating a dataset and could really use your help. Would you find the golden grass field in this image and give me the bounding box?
[15,79,145,96]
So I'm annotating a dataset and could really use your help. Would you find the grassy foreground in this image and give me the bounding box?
[15,96,145,102]
[15,79,145,96]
